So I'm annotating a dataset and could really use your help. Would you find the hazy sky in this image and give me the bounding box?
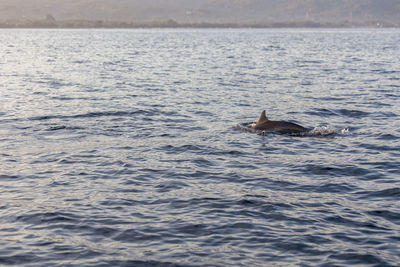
[0,0,399,24]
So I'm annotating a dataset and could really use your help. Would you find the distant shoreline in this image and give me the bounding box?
[0,19,398,29]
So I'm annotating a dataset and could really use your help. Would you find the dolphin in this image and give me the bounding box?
[250,110,308,134]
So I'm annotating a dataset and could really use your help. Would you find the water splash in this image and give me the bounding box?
[308,126,350,136]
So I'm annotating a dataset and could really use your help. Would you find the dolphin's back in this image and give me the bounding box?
[254,120,308,134]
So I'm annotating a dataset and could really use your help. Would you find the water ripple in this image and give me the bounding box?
[1,28,399,267]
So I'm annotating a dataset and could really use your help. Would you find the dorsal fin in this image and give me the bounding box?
[256,110,269,125]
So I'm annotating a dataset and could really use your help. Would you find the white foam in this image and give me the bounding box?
[308,125,349,136]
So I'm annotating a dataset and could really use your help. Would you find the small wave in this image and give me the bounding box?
[306,108,337,117]
[72,111,147,119]
[307,108,370,118]
[0,174,21,181]
[357,187,400,199]
[46,125,67,131]
[100,260,189,267]
[337,109,370,118]
[44,125,84,131]
[29,110,151,121]
[30,115,60,121]
[15,211,81,225]
[160,144,204,154]
[367,209,400,223]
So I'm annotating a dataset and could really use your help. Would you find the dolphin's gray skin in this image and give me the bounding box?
[250,110,308,134]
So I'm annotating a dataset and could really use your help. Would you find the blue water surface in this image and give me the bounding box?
[0,28,399,266]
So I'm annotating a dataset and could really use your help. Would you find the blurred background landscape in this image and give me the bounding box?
[1,0,399,28]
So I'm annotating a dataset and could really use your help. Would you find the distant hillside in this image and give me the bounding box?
[0,0,399,25]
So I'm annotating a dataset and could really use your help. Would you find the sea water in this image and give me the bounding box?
[0,28,399,266]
